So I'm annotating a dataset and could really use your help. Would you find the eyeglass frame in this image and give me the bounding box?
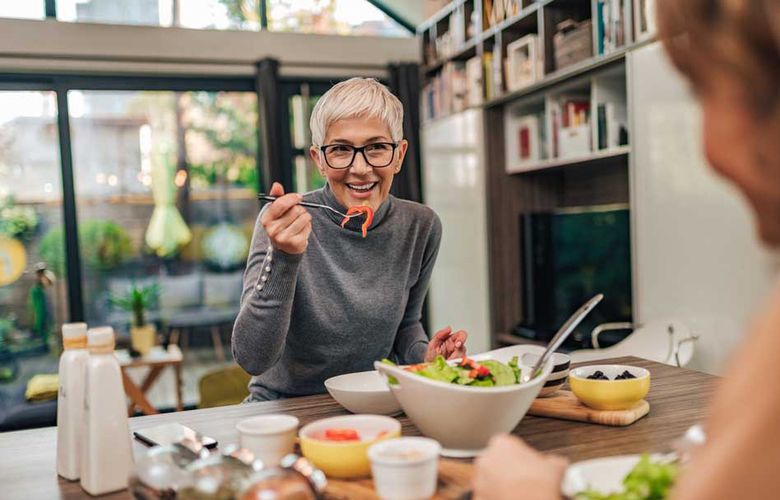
[317,142,400,170]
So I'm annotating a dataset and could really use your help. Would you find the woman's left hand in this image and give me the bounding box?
[425,326,467,361]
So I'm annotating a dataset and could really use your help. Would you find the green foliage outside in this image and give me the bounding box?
[39,220,134,277]
[0,196,39,241]
[187,92,260,193]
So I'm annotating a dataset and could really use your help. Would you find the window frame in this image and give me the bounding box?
[0,72,260,322]
[22,0,414,35]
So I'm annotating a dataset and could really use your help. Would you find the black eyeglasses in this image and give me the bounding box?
[319,142,398,170]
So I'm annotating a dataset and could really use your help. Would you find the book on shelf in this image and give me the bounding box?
[505,34,544,92]
[491,43,504,98]
[517,116,539,162]
[466,56,484,106]
[483,52,494,101]
[449,6,466,50]
[422,60,474,121]
[553,19,593,70]
[596,102,629,150]
[483,49,503,101]
[484,0,523,30]
[596,0,632,56]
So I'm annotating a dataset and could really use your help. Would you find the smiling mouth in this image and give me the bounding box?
[346,182,377,193]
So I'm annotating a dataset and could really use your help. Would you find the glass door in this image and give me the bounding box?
[0,88,69,385]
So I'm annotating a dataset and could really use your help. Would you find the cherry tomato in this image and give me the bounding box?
[324,428,361,441]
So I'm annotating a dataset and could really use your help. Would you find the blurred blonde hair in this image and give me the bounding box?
[657,0,780,117]
[309,77,404,146]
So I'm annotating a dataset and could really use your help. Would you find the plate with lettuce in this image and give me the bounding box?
[562,454,680,500]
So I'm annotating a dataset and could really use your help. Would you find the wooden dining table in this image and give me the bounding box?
[0,356,717,500]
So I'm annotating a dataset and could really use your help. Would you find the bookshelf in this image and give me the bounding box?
[419,0,656,349]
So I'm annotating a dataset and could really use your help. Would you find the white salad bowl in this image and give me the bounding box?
[324,370,402,416]
[374,345,553,458]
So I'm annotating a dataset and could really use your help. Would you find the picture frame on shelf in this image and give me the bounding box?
[466,56,484,107]
[505,34,543,92]
[504,111,545,172]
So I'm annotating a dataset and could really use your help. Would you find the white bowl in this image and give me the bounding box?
[520,352,571,397]
[368,437,441,500]
[374,345,553,458]
[325,370,402,416]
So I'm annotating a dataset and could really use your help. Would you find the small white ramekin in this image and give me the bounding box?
[368,437,441,500]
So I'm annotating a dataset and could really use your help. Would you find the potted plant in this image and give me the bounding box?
[110,283,160,356]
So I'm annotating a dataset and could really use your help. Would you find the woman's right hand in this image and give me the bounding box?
[261,182,312,255]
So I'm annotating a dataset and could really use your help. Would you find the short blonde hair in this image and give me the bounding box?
[309,77,404,146]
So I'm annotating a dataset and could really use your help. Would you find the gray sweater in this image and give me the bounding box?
[232,184,442,401]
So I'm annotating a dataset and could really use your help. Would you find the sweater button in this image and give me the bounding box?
[255,284,263,291]
[265,266,271,272]
[261,275,268,282]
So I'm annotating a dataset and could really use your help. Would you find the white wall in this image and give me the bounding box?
[422,109,492,354]
[0,17,419,78]
[629,42,778,374]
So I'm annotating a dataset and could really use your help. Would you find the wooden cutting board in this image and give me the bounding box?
[528,390,649,426]
[325,459,472,500]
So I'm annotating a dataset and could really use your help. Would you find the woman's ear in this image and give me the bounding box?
[395,139,409,173]
[310,146,327,177]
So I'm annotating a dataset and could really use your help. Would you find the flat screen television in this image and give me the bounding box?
[514,204,633,349]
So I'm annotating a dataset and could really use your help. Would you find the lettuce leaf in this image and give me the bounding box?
[481,360,517,386]
[380,358,399,385]
[416,355,459,383]
[508,356,522,383]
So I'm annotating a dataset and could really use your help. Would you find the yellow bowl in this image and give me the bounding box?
[298,415,401,479]
[568,365,650,411]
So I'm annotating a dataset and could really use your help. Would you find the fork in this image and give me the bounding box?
[257,194,363,219]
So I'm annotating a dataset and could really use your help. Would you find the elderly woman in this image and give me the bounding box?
[473,0,780,498]
[232,77,468,401]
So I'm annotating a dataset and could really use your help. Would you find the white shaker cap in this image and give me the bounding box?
[61,322,88,339]
[87,326,115,348]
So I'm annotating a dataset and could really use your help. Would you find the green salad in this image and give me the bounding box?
[382,355,522,387]
[576,455,680,500]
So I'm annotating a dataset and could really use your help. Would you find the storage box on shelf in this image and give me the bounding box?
[553,19,593,71]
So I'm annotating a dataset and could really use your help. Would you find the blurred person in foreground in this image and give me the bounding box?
[473,1,780,498]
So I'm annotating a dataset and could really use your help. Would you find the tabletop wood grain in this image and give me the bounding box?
[0,357,717,500]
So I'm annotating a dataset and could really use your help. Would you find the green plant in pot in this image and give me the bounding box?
[110,283,160,356]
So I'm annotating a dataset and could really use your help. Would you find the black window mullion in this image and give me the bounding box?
[44,0,56,19]
[55,86,84,323]
[260,0,269,30]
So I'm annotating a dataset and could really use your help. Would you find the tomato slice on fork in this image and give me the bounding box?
[340,205,375,238]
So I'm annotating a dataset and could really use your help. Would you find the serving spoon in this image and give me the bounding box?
[258,194,363,220]
[521,294,604,384]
